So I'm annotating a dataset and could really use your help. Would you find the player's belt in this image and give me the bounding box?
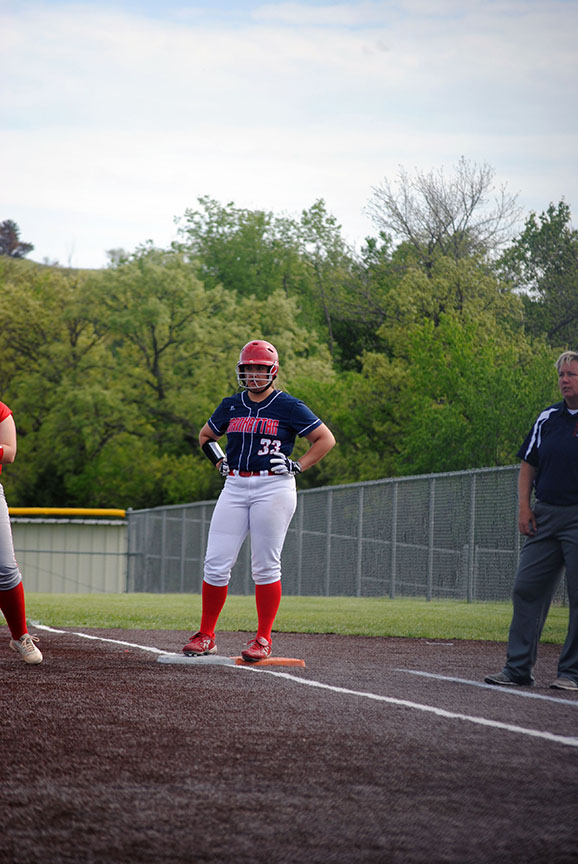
[229,470,276,477]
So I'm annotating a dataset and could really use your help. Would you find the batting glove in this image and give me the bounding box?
[218,458,230,477]
[270,454,302,475]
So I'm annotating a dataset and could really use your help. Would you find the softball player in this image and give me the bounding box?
[183,339,335,661]
[0,401,42,664]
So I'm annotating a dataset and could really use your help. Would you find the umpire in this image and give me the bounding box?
[485,350,578,691]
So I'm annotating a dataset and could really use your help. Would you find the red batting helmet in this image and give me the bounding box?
[236,340,279,390]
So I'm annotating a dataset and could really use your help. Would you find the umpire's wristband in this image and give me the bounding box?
[202,440,226,466]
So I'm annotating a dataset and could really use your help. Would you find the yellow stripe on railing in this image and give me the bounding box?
[8,507,126,518]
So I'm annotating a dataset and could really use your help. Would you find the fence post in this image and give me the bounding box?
[160,510,167,593]
[427,479,435,601]
[356,486,364,597]
[325,490,333,596]
[391,482,398,599]
[467,474,477,602]
[461,544,469,600]
[180,509,187,592]
[143,510,151,592]
[125,508,132,592]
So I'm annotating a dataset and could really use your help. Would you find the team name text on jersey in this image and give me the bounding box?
[227,417,280,436]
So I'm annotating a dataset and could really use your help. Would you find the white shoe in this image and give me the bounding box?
[10,633,43,664]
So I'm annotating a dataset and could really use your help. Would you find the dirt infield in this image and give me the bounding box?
[2,628,577,864]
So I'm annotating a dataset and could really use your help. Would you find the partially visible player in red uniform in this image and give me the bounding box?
[0,401,42,664]
[183,339,335,661]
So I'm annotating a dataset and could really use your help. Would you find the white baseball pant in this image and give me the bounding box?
[204,474,297,586]
[0,484,22,590]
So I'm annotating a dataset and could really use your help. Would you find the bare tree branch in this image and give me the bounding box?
[366,158,521,269]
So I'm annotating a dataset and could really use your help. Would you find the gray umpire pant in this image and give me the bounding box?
[504,500,578,684]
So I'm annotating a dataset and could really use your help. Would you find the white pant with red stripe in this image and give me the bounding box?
[204,473,297,586]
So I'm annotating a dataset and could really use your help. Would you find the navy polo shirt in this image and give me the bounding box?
[518,400,578,505]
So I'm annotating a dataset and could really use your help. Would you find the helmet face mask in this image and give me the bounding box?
[236,340,279,392]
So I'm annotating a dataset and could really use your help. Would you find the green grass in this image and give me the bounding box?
[24,593,569,644]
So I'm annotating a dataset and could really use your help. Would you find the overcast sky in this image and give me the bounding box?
[2,0,577,269]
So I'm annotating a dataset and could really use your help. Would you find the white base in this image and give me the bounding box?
[157,653,236,666]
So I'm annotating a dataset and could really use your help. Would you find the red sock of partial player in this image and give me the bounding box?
[0,581,28,640]
[255,580,282,642]
[199,581,228,638]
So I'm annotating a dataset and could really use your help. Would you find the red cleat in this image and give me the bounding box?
[182,632,217,656]
[241,636,272,662]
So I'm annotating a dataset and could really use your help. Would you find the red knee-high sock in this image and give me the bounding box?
[199,581,228,638]
[0,582,28,640]
[255,581,282,642]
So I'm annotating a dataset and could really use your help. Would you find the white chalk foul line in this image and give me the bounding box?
[31,624,578,749]
[30,622,168,654]
[396,669,578,707]
[235,666,578,749]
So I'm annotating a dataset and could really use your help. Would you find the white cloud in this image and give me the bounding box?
[1,0,577,267]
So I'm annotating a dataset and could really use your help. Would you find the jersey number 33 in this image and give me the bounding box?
[257,438,282,456]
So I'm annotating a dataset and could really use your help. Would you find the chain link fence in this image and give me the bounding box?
[126,465,567,603]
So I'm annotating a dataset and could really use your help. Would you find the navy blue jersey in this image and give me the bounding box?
[207,389,322,472]
[517,400,578,505]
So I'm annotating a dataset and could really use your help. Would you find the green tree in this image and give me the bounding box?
[92,246,334,506]
[177,197,363,369]
[0,220,34,258]
[297,200,356,361]
[177,196,307,300]
[391,315,558,475]
[91,244,247,505]
[499,200,578,346]
[0,251,224,507]
[0,258,115,505]
[293,358,402,485]
[375,255,523,358]
[329,253,551,479]
[0,246,337,507]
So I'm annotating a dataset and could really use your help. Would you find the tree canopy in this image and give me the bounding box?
[0,220,34,258]
[499,200,578,346]
[0,183,571,509]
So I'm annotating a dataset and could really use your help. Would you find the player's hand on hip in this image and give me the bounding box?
[270,454,302,475]
[218,458,230,477]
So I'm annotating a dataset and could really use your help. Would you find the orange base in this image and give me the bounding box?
[232,656,306,668]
